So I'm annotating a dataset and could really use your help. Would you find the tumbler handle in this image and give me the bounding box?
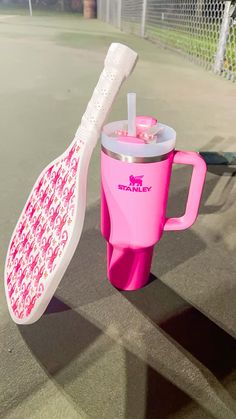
[164,150,207,231]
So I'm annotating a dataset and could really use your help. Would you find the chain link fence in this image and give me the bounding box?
[97,0,236,81]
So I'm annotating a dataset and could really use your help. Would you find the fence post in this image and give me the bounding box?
[100,0,104,21]
[141,0,147,38]
[117,0,122,30]
[214,1,231,74]
[28,0,32,16]
[106,0,110,23]
[97,0,100,20]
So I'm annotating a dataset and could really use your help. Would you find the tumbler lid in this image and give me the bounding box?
[101,117,176,158]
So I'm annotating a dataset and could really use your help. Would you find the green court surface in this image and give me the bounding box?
[0,12,236,419]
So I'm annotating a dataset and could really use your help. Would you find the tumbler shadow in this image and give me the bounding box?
[20,294,195,418]
[124,275,236,418]
[19,283,236,419]
[17,202,207,417]
[19,165,236,418]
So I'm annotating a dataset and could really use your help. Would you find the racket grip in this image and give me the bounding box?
[75,44,138,144]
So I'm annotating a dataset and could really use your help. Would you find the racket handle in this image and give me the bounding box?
[74,43,138,146]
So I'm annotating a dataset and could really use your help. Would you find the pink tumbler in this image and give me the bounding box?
[101,116,206,291]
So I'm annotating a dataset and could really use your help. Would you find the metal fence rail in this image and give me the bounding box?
[97,0,236,81]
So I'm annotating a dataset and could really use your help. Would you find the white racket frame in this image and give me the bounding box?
[4,43,138,324]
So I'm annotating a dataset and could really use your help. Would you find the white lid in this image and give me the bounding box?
[101,120,176,157]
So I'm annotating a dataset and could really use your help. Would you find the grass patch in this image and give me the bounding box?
[146,24,236,74]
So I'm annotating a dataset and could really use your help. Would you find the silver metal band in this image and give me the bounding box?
[101,145,171,163]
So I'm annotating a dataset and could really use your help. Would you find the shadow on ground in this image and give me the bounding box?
[124,276,236,418]
[19,165,236,418]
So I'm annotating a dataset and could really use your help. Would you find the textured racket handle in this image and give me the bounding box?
[75,43,138,144]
